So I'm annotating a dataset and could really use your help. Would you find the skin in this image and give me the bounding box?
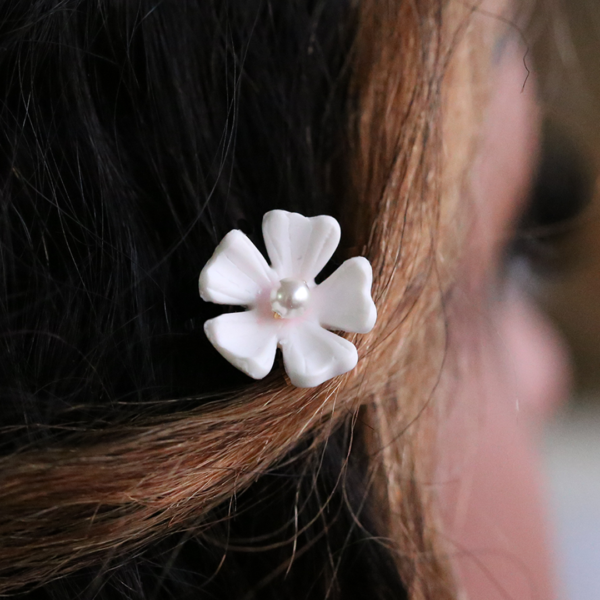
[440,28,571,600]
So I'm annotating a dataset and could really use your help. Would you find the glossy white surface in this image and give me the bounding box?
[199,210,377,387]
[270,279,311,319]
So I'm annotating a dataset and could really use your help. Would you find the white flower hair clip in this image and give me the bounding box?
[198,210,376,387]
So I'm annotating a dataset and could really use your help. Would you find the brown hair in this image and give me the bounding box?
[0,0,492,597]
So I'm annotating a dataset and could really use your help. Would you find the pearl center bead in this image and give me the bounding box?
[270,278,311,318]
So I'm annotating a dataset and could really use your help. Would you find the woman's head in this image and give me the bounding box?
[0,1,568,598]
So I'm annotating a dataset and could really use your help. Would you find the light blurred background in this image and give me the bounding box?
[528,1,600,598]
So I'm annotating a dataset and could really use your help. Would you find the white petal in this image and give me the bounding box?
[204,310,278,380]
[262,210,340,282]
[199,230,277,306]
[314,257,377,334]
[279,322,357,387]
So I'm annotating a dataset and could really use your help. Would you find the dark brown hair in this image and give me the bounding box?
[0,0,469,597]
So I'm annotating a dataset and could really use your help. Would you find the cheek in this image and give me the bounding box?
[441,291,570,600]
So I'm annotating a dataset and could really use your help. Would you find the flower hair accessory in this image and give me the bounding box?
[199,210,377,387]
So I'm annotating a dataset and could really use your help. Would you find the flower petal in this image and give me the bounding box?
[262,210,340,282]
[279,322,357,387]
[314,257,377,334]
[199,230,277,306]
[204,310,278,380]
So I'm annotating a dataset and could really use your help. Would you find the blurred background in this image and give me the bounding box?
[528,1,600,598]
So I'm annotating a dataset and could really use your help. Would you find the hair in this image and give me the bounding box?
[0,0,479,598]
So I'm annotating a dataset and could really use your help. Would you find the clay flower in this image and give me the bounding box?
[199,210,377,387]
